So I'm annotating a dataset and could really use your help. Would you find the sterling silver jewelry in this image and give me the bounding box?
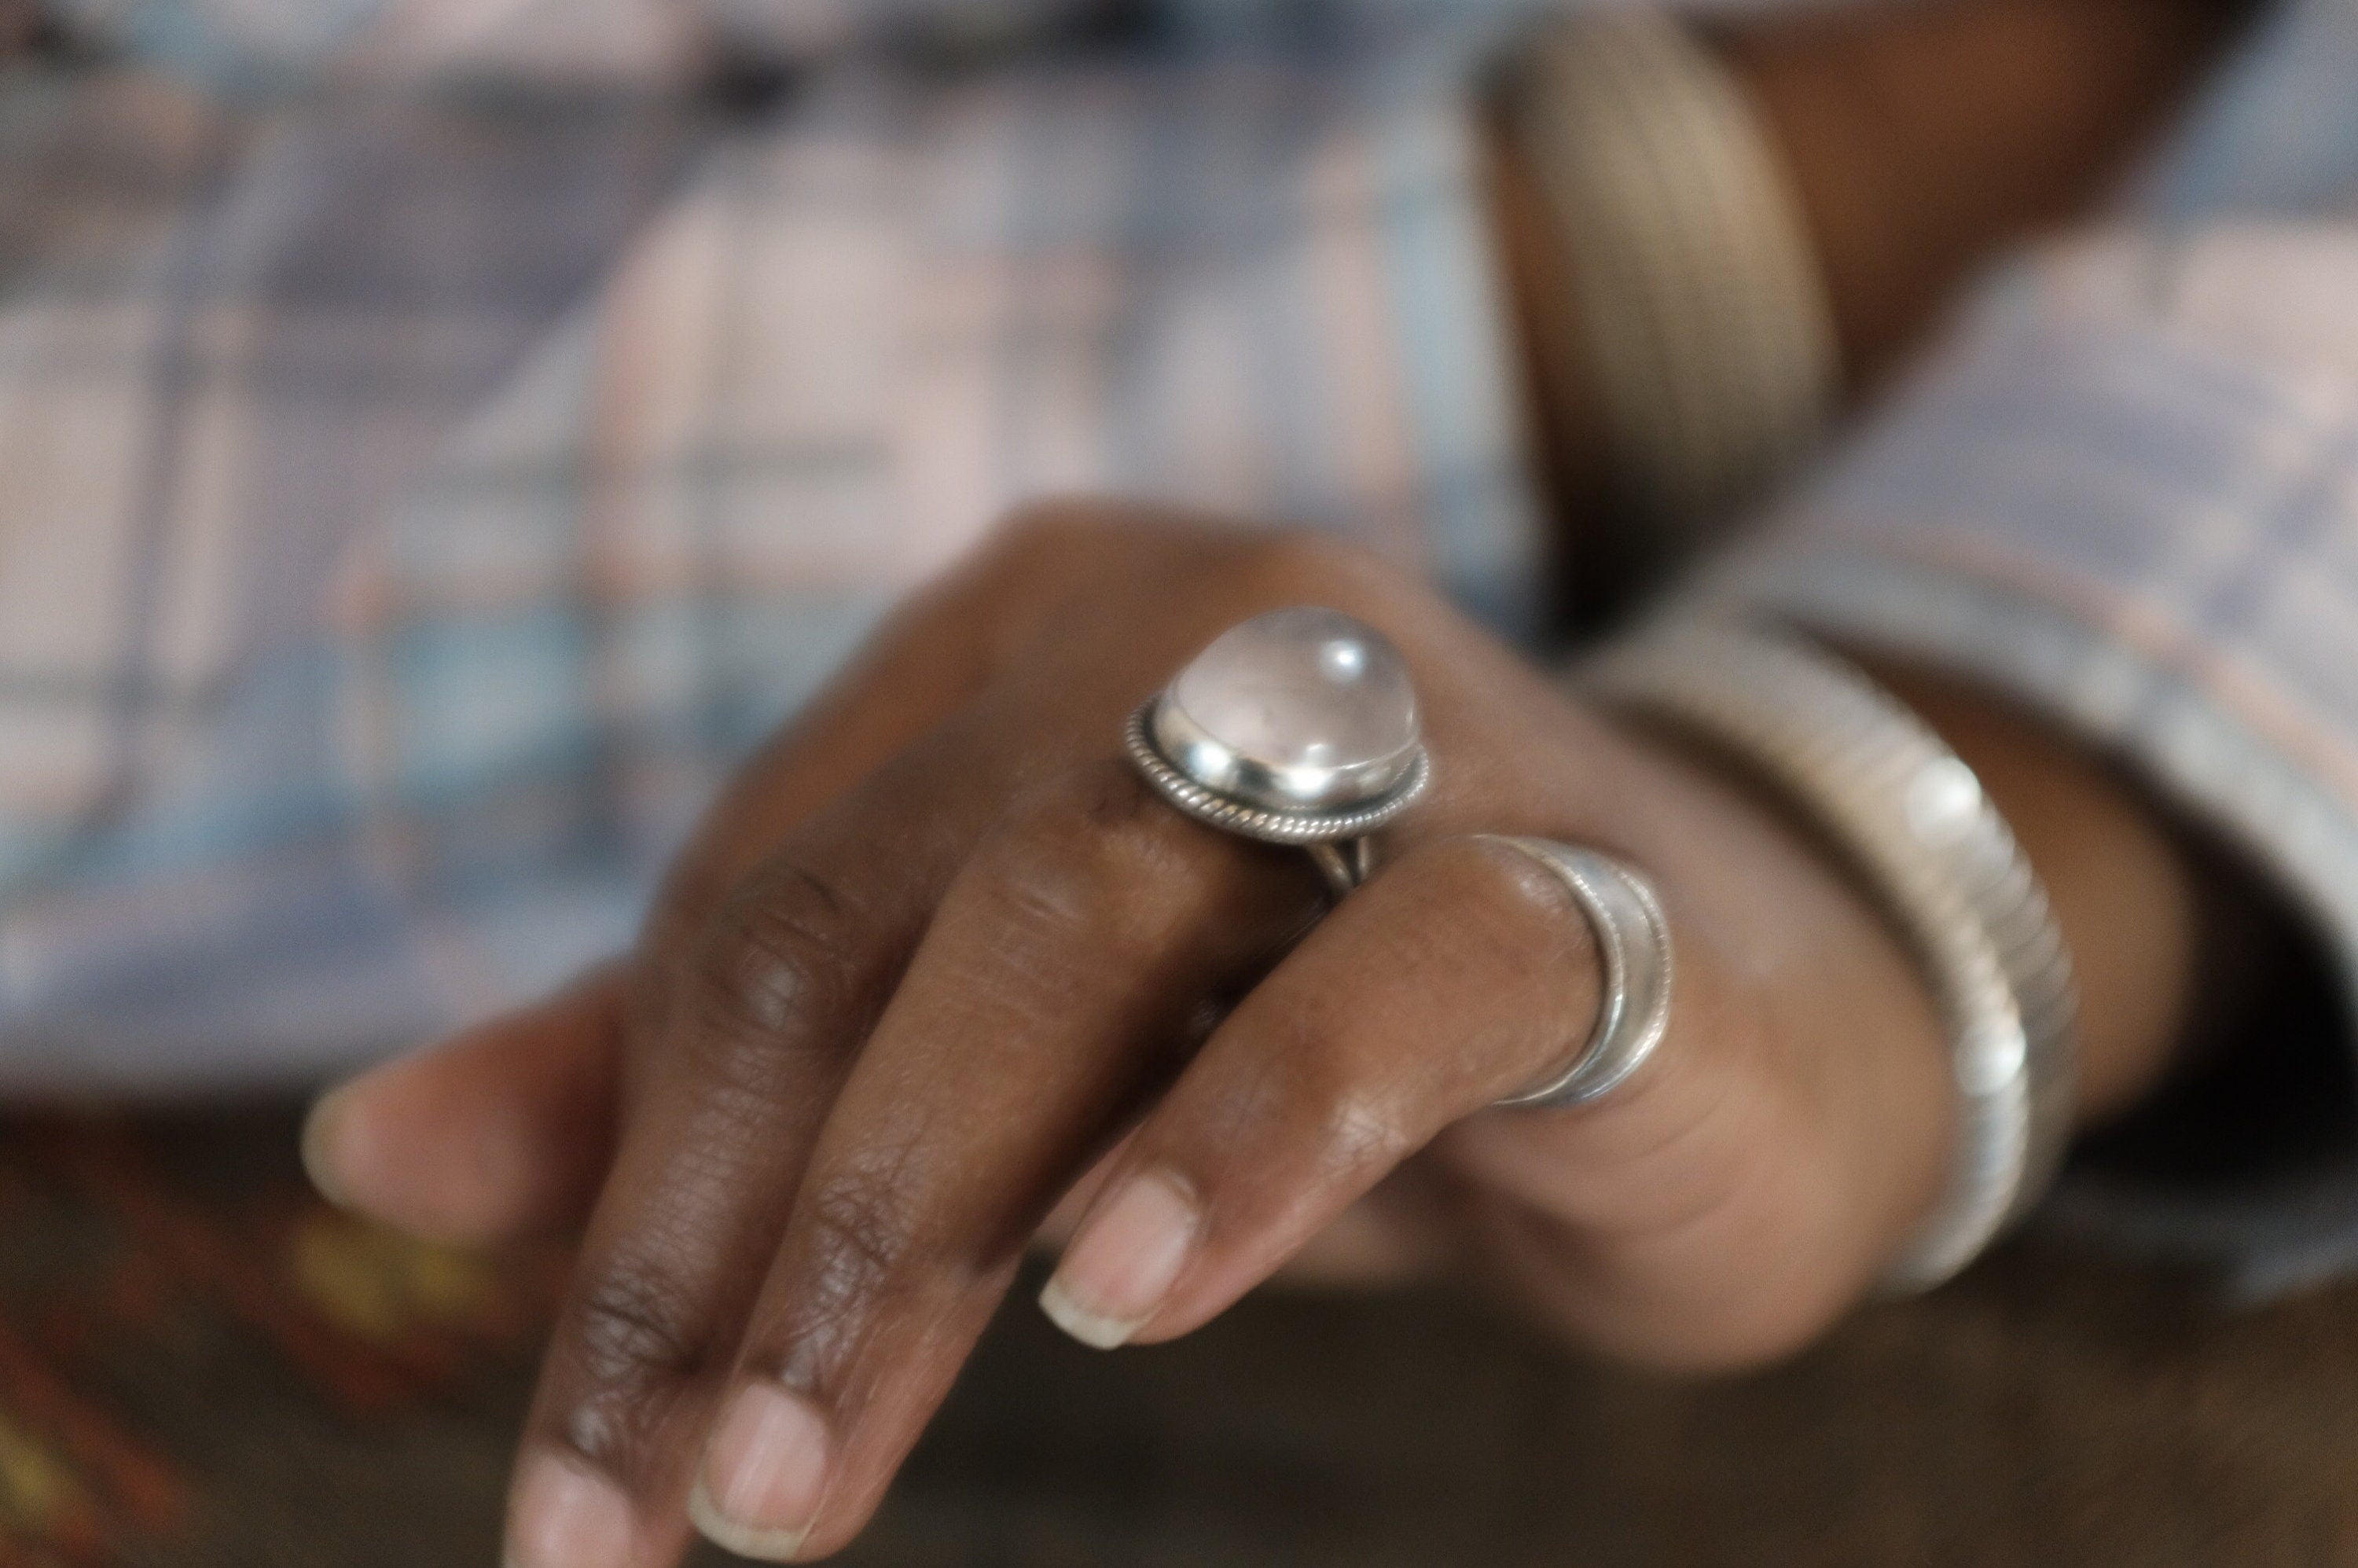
[1126,606,1431,897]
[1500,10,1838,566]
[1487,838,1675,1109]
[1588,617,2079,1293]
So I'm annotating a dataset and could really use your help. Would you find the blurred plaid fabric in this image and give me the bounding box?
[0,4,1552,1084]
[3,0,2358,1217]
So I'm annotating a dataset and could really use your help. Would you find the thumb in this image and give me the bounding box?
[303,968,626,1245]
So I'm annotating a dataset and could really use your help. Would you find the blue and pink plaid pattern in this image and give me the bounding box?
[0,4,1552,1083]
[2,0,2357,1140]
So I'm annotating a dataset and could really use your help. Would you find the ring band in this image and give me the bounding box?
[1487,837,1675,1110]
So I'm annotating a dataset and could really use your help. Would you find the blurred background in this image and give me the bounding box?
[9,1100,2358,1565]
[7,0,2358,1558]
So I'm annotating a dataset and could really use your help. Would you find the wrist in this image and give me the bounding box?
[1728,0,2260,391]
[1485,0,2258,608]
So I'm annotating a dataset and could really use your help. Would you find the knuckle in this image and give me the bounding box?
[1281,1034,1416,1164]
[806,1167,920,1291]
[570,1254,713,1386]
[975,762,1189,949]
[1305,1079,1418,1173]
[689,861,871,1053]
[1206,1000,1413,1174]
[777,1166,929,1364]
[554,1252,721,1467]
[1634,1242,1854,1373]
[989,512,1403,623]
[978,502,1191,604]
[1026,756,1173,846]
[989,499,1216,571]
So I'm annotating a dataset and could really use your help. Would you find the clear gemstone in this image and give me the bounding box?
[1162,606,1420,809]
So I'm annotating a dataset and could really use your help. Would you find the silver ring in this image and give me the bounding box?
[1486,837,1674,1109]
[1127,606,1431,896]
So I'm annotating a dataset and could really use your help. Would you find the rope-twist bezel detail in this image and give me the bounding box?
[1124,702,1431,846]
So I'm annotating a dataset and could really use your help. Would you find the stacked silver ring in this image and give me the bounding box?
[1486,838,1675,1109]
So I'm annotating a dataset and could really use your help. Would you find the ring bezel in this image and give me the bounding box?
[1125,699,1431,846]
[1147,691,1423,814]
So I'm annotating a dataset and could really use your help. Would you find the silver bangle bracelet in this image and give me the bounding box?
[1585,618,2080,1293]
[1498,10,1838,560]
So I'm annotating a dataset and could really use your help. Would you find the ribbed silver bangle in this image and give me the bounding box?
[1499,10,1838,558]
[1585,619,2080,1293]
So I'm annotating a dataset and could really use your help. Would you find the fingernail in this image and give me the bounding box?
[1039,1169,1199,1350]
[507,1452,638,1568]
[689,1380,833,1560]
[300,1082,359,1210]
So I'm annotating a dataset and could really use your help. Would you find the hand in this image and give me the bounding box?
[310,507,1967,1565]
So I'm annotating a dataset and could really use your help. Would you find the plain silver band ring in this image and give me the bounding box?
[1486,837,1675,1109]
